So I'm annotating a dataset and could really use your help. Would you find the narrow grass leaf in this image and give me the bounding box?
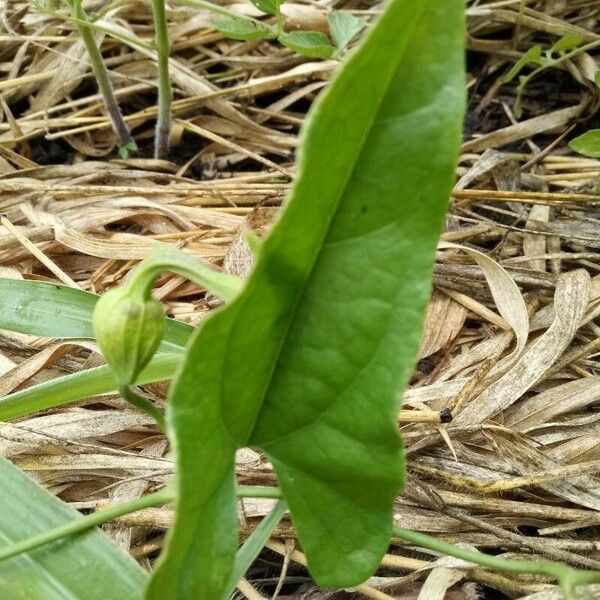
[0,353,179,421]
[0,279,192,351]
[225,500,287,598]
[0,456,146,600]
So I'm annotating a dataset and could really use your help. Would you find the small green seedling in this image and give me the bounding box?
[32,0,171,159]
[504,33,587,118]
[567,68,600,191]
[212,0,364,59]
[117,141,139,160]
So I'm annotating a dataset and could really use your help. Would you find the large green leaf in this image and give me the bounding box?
[0,279,192,352]
[0,456,146,600]
[149,0,465,597]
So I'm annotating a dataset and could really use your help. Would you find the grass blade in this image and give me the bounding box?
[225,500,287,598]
[0,456,147,600]
[0,279,193,351]
[0,353,179,421]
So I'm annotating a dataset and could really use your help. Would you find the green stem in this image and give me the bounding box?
[151,0,172,158]
[237,485,283,499]
[9,480,599,600]
[233,490,600,595]
[127,246,243,303]
[70,0,135,151]
[0,485,175,563]
[0,485,282,564]
[119,385,165,430]
[275,5,284,35]
[393,526,600,599]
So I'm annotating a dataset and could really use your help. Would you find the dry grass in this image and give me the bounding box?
[2,0,600,598]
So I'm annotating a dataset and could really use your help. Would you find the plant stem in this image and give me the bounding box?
[70,0,135,151]
[392,526,600,599]
[275,5,284,35]
[7,479,599,600]
[237,485,283,499]
[119,385,165,430]
[151,0,172,158]
[0,485,175,563]
[127,246,243,303]
[0,484,282,564]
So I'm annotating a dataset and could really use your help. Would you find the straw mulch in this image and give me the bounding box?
[2,0,600,598]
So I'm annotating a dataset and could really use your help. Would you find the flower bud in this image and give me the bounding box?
[92,286,165,386]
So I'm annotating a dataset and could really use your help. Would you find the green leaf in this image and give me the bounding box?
[250,0,282,16]
[569,129,600,158]
[0,353,179,421]
[503,44,543,82]
[549,33,583,55]
[149,0,465,597]
[117,141,138,159]
[0,279,192,352]
[213,15,276,41]
[327,10,366,50]
[278,31,336,59]
[0,456,146,600]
